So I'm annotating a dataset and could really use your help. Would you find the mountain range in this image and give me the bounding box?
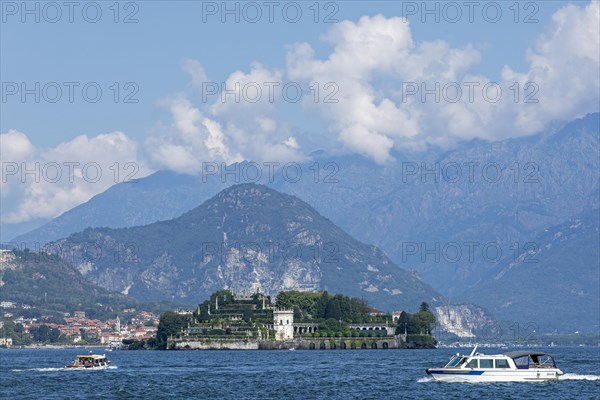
[44,184,442,312]
[463,208,599,333]
[0,249,137,319]
[7,113,600,333]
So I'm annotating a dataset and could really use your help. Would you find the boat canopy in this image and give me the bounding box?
[502,351,554,359]
[76,355,107,359]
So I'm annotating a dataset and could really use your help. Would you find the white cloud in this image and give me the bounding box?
[0,130,35,161]
[256,117,276,133]
[145,96,243,173]
[286,15,481,161]
[285,5,599,163]
[145,62,306,170]
[0,130,36,197]
[156,5,599,166]
[203,117,242,162]
[502,1,600,133]
[210,62,283,117]
[283,136,299,150]
[207,63,306,162]
[182,58,209,91]
[1,130,152,224]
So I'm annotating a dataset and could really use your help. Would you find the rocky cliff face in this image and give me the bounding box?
[0,250,18,287]
[434,304,495,338]
[45,184,442,311]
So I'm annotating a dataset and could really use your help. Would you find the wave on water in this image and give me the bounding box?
[559,373,600,381]
[417,377,433,383]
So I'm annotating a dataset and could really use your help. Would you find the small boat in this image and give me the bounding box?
[425,346,564,382]
[65,354,111,369]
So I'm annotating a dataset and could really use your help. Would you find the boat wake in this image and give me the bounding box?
[559,373,600,381]
[12,366,117,372]
[12,367,65,372]
[417,377,433,383]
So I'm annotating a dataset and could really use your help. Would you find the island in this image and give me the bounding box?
[155,290,437,350]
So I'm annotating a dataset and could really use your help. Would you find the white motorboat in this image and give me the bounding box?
[426,346,564,382]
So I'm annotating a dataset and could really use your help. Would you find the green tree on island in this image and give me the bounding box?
[324,297,342,320]
[395,303,436,335]
[156,311,191,349]
[395,311,411,335]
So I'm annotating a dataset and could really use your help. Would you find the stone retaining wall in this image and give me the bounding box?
[172,337,404,350]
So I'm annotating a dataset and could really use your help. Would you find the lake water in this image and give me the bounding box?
[1,347,599,399]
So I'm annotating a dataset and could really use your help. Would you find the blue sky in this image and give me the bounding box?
[1,0,578,146]
[1,0,599,237]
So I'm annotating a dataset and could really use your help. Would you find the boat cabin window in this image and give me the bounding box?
[465,359,478,368]
[479,359,493,368]
[495,359,510,368]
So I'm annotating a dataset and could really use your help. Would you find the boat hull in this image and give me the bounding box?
[426,368,563,382]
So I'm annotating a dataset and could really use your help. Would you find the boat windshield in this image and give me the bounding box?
[444,356,467,368]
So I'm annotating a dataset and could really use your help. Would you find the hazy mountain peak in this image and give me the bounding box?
[45,185,441,311]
